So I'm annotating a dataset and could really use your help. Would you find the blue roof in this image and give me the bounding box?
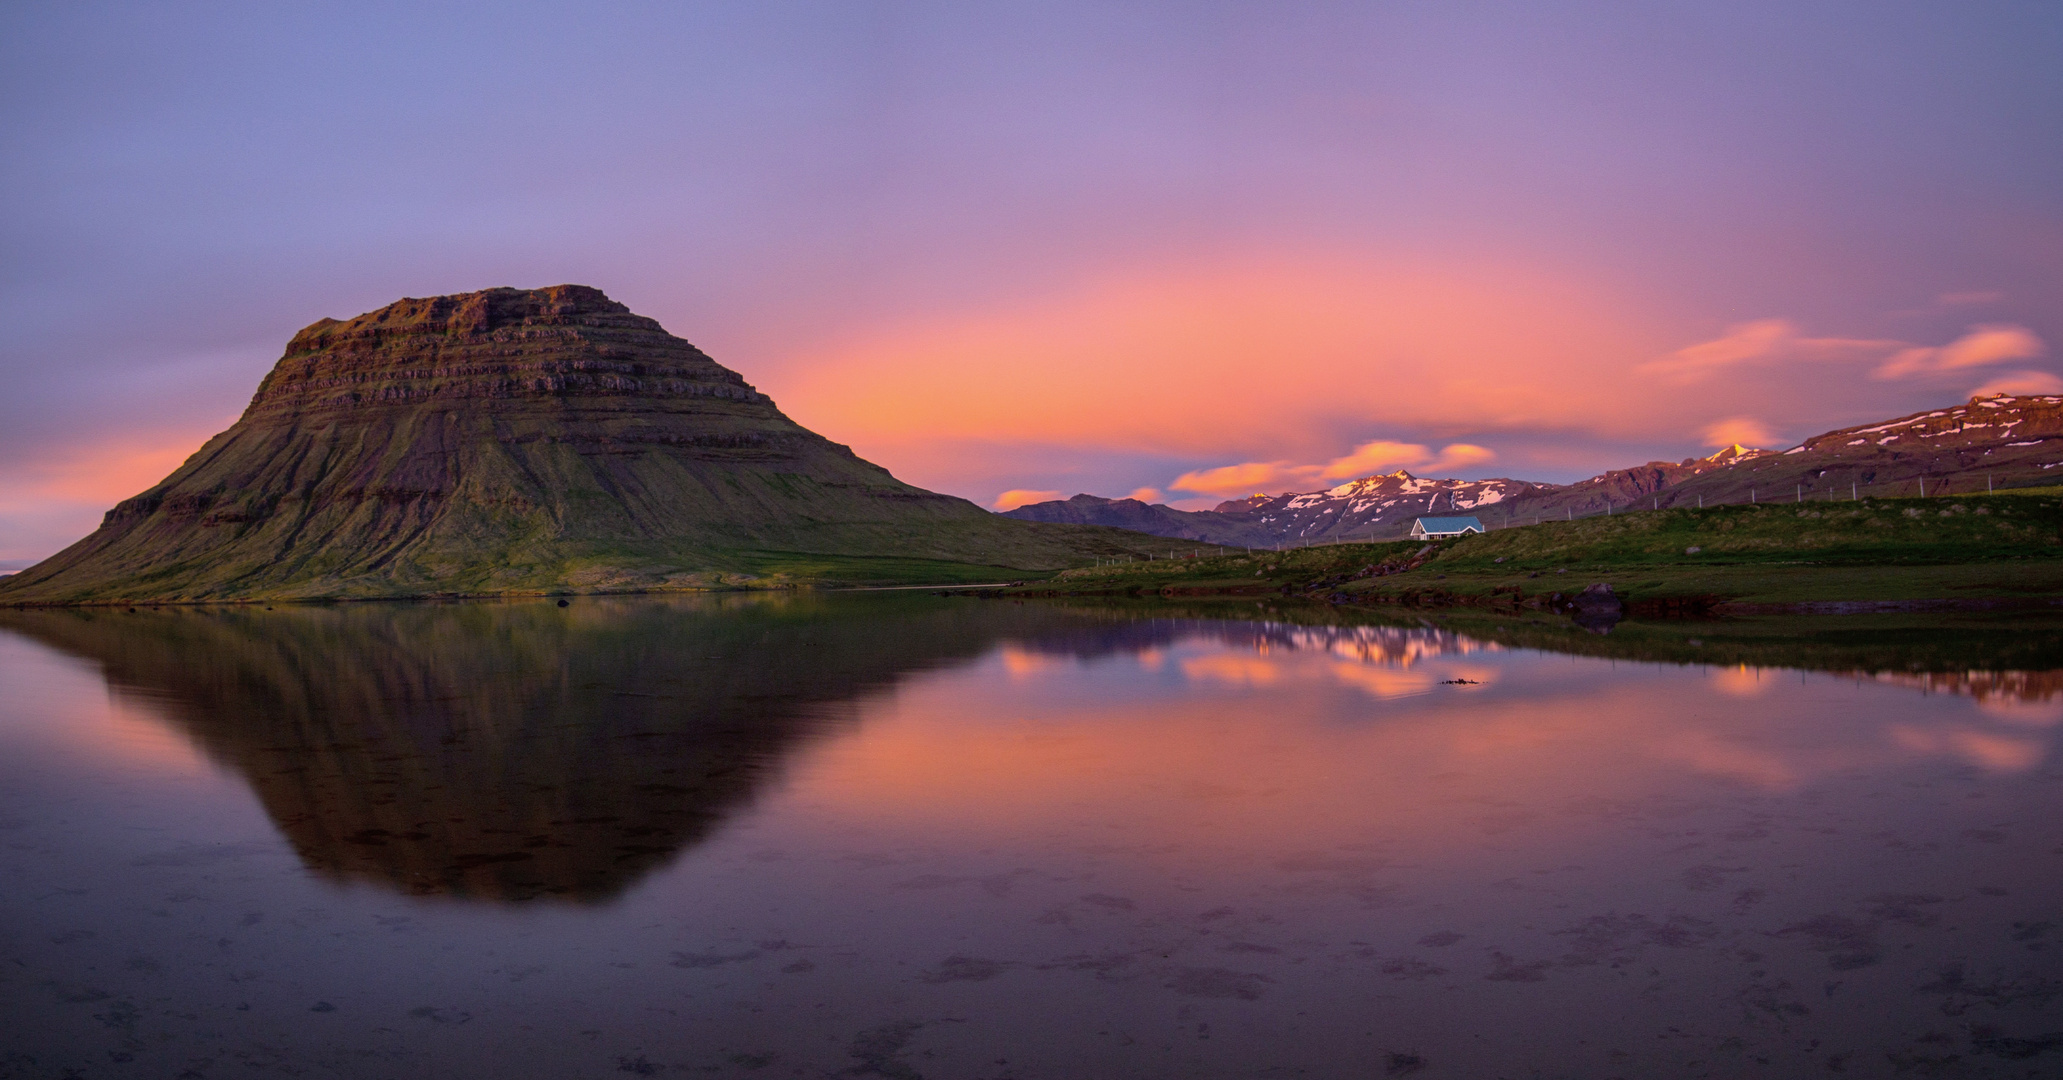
[1414,516,1483,531]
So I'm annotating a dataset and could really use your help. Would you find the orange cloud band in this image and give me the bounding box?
[1170,440,1496,500]
[773,254,1667,462]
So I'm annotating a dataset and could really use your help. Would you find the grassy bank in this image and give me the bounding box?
[1005,490,2063,612]
[0,518,1211,604]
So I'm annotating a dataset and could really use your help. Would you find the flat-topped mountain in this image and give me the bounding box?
[1,286,1171,603]
[1007,395,2063,547]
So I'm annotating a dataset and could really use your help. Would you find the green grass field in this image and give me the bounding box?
[1010,490,2063,612]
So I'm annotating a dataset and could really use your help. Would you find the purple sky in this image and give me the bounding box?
[3,1,2059,565]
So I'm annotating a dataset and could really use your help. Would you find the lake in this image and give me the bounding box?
[2,596,2059,1078]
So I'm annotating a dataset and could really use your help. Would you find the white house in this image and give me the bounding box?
[1409,516,1484,540]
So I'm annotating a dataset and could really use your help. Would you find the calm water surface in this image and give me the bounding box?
[1,596,2059,1078]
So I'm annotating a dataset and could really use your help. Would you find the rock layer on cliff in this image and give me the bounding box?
[1,286,1165,602]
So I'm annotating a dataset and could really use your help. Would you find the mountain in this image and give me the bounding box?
[1490,395,2063,524]
[1015,395,2063,548]
[1001,493,1277,547]
[0,286,1176,603]
[1209,472,1557,544]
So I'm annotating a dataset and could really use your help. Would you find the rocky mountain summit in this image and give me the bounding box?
[2,286,1169,603]
[1210,472,1556,543]
[1008,396,2063,547]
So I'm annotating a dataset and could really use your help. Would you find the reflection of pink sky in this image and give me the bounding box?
[1709,665,1774,698]
[790,635,2053,864]
[1890,725,2045,772]
[1178,647,1495,700]
[25,606,2057,899]
[1974,695,2063,727]
[1860,669,2063,713]
[999,645,1065,680]
[0,638,218,780]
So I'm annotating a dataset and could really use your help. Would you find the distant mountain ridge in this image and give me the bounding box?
[1208,472,1555,543]
[998,493,1277,547]
[1003,395,2063,546]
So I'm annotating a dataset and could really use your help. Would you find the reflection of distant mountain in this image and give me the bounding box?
[1854,668,2063,705]
[1037,598,2063,693]
[1012,615,1488,668]
[8,596,2058,905]
[0,596,1104,904]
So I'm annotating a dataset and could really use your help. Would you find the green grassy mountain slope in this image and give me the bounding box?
[1,286,1177,603]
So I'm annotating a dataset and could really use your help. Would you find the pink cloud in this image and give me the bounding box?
[1644,319,1901,379]
[756,263,2045,509]
[1700,416,1779,449]
[1169,461,1308,499]
[1969,370,2063,398]
[991,488,1062,511]
[1314,440,1438,481]
[1170,440,1499,500]
[1656,318,1799,373]
[1425,443,1496,471]
[1648,319,2045,389]
[1123,487,1162,503]
[1874,323,2044,379]
[1938,324,2046,369]
[773,254,1668,463]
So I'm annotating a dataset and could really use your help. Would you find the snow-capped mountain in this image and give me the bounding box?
[1209,472,1558,543]
[1000,395,2063,547]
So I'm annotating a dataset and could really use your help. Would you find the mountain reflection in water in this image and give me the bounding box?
[5,597,2063,1077]
[5,599,2059,907]
[3,595,1114,901]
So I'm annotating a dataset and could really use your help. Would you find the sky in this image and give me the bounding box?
[3,1,2060,566]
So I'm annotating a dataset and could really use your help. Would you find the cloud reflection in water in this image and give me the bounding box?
[2,601,2056,905]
